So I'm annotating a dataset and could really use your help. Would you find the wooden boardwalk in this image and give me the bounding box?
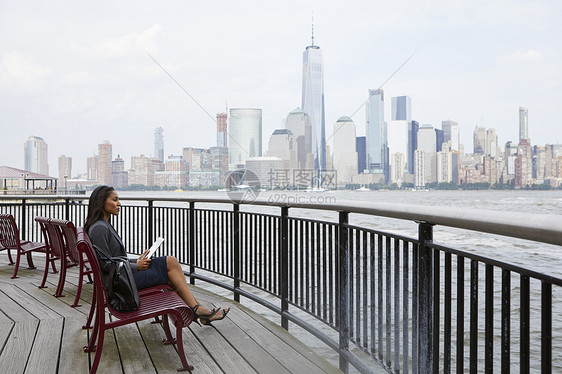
[0,253,341,374]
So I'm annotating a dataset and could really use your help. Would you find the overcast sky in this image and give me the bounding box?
[1,0,561,177]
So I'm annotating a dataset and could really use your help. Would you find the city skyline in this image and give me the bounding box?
[1,1,561,177]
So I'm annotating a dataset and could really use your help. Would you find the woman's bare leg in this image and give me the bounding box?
[166,256,229,318]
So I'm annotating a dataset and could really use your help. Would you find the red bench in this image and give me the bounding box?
[0,214,46,279]
[76,228,194,373]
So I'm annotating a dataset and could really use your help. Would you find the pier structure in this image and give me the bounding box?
[1,194,561,373]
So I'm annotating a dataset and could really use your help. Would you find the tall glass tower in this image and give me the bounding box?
[228,108,262,170]
[366,89,387,178]
[519,107,528,143]
[301,26,326,171]
[154,127,164,162]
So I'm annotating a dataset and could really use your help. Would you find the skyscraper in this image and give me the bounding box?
[228,108,262,170]
[217,112,228,147]
[442,120,460,151]
[332,116,358,185]
[58,155,72,184]
[366,89,388,180]
[285,108,312,169]
[301,27,326,171]
[154,127,164,162]
[407,120,419,174]
[473,127,487,155]
[519,107,528,143]
[417,124,437,183]
[24,136,49,175]
[391,96,412,122]
[97,141,112,186]
[356,136,366,174]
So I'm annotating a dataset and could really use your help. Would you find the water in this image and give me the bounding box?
[120,189,562,372]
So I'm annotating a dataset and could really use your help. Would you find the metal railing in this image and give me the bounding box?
[1,195,561,373]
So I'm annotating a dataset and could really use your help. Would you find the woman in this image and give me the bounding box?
[84,185,228,324]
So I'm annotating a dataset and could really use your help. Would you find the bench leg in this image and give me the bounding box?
[161,315,176,345]
[26,251,36,269]
[174,314,194,372]
[72,266,85,307]
[54,258,66,297]
[39,253,51,288]
[88,327,105,374]
[11,252,22,279]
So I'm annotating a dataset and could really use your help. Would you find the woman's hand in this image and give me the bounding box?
[137,250,152,271]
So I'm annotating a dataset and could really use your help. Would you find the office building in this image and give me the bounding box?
[414,150,425,188]
[217,112,228,147]
[97,141,112,186]
[87,155,98,181]
[24,136,49,175]
[266,129,297,173]
[209,146,229,173]
[437,151,453,183]
[435,129,444,152]
[407,120,419,174]
[356,136,366,174]
[301,30,326,171]
[154,127,164,162]
[473,127,486,155]
[366,89,388,180]
[228,108,262,170]
[391,96,411,122]
[515,139,533,188]
[285,108,312,169]
[58,155,72,184]
[391,152,405,185]
[112,155,128,188]
[486,128,498,157]
[155,156,188,188]
[332,116,358,185]
[417,124,437,183]
[519,107,528,143]
[442,120,460,151]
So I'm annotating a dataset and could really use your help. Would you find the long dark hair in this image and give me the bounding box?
[84,185,115,233]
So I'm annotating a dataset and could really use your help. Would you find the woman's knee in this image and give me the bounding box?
[166,256,182,271]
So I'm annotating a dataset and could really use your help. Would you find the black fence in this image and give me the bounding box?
[1,195,561,374]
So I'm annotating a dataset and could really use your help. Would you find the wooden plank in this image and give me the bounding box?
[0,283,61,320]
[194,288,340,374]
[25,318,63,374]
[93,322,123,374]
[59,317,90,374]
[16,281,85,319]
[189,324,257,374]
[138,319,222,374]
[0,321,14,356]
[113,322,156,374]
[210,315,290,374]
[0,321,38,374]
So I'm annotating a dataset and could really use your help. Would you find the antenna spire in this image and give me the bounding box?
[311,13,315,46]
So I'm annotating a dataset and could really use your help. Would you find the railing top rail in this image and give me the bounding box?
[1,194,561,246]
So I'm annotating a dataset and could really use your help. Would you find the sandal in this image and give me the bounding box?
[191,304,219,326]
[200,307,230,325]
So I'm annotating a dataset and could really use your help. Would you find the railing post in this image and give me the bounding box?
[189,202,196,285]
[65,198,70,221]
[147,200,154,247]
[338,211,350,373]
[418,221,434,373]
[21,199,27,240]
[233,204,240,303]
[280,206,289,330]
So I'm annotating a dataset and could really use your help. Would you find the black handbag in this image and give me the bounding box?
[93,246,140,312]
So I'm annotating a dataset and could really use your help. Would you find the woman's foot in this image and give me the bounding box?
[200,307,230,325]
[191,304,219,325]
